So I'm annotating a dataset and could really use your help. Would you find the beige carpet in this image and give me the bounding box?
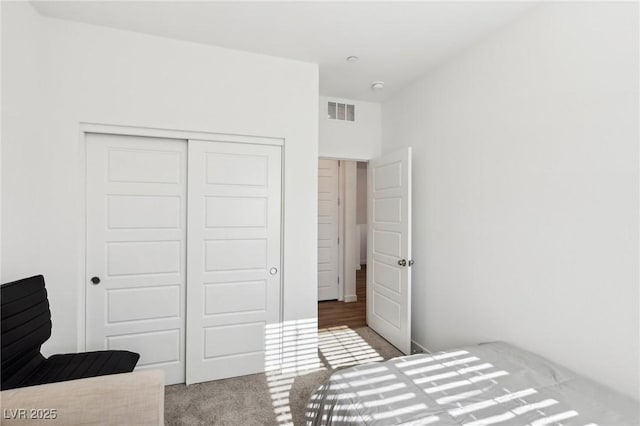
[165,326,403,425]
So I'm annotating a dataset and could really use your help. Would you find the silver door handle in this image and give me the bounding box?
[269,267,278,275]
[408,260,414,266]
[398,259,407,267]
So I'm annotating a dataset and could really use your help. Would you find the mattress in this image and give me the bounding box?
[305,342,639,426]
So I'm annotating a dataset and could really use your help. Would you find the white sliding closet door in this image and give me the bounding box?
[86,133,187,385]
[186,140,282,385]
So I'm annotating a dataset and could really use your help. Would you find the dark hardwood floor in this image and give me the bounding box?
[318,265,367,329]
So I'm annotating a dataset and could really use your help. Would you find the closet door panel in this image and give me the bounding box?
[186,140,282,385]
[86,133,187,385]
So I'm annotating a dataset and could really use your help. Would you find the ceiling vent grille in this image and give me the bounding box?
[328,102,355,122]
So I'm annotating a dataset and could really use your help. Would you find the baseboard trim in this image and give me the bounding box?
[411,339,431,354]
[344,294,358,303]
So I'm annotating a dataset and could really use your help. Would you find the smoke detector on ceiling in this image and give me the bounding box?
[371,81,385,90]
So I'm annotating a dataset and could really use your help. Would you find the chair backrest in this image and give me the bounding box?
[1,275,52,389]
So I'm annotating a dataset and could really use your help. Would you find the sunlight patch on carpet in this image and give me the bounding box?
[265,322,383,425]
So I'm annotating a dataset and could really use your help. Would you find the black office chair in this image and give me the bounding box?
[1,275,140,390]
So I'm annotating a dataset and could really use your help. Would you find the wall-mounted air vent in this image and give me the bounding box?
[328,102,355,122]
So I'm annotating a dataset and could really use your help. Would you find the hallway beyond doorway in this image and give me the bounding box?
[318,266,366,329]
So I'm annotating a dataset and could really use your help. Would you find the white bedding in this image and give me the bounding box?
[305,342,639,426]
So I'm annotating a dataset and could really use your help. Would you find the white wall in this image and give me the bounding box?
[382,3,639,399]
[1,2,44,282]
[1,2,319,356]
[319,96,381,160]
[0,2,3,281]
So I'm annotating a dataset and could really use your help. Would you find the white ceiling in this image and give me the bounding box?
[31,1,534,102]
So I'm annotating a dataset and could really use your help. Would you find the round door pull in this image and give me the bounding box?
[269,267,278,276]
[397,259,407,267]
[90,276,101,285]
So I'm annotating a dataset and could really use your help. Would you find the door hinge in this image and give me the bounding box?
[338,198,340,206]
[338,276,340,284]
[337,237,340,244]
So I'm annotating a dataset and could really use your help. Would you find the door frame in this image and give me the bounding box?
[78,122,284,356]
[317,157,369,304]
[338,161,344,301]
[318,158,344,301]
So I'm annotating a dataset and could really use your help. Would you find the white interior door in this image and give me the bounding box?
[367,147,412,355]
[186,140,282,385]
[318,159,340,301]
[86,133,187,385]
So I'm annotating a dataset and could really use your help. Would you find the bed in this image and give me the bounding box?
[305,342,639,426]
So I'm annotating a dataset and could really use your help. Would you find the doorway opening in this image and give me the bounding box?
[317,159,368,329]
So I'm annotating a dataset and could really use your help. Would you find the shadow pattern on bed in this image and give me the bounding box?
[305,342,639,426]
